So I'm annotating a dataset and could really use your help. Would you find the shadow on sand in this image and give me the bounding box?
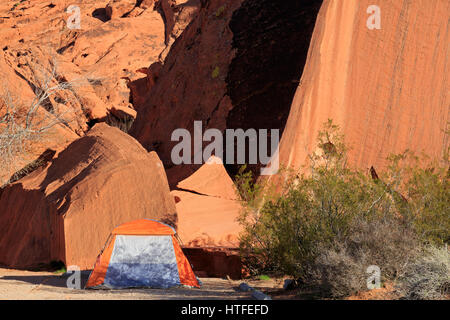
[1,272,252,299]
[1,271,91,289]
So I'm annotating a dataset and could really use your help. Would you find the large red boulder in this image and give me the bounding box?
[173,156,241,248]
[0,124,177,270]
[172,190,242,248]
[172,158,244,278]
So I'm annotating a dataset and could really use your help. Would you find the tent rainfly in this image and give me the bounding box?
[86,219,200,289]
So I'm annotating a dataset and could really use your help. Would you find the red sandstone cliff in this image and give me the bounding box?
[278,0,449,174]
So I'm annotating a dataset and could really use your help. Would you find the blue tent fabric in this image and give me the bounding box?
[103,235,181,289]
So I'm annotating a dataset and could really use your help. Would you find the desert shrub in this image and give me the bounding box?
[6,158,44,185]
[11,0,26,11]
[234,165,262,204]
[403,159,449,245]
[236,119,448,298]
[105,112,134,133]
[311,242,366,298]
[0,60,80,185]
[311,217,420,298]
[396,245,450,300]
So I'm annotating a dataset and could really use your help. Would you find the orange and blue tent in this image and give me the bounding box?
[86,219,200,289]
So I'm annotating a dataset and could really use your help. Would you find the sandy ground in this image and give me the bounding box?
[0,268,284,300]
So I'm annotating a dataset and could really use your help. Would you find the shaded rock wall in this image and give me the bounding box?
[183,247,242,279]
[131,0,323,185]
[225,0,323,176]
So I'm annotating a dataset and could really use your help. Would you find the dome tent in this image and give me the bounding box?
[86,219,200,289]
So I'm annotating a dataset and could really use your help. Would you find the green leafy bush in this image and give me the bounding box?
[402,157,449,245]
[236,119,449,298]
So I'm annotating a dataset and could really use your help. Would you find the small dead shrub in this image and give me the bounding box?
[396,246,450,300]
[105,112,134,133]
[311,217,420,298]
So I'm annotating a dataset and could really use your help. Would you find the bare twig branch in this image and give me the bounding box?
[0,57,86,186]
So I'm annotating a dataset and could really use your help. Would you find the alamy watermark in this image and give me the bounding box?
[171,121,279,175]
[366,265,381,290]
[66,5,81,30]
[66,265,81,290]
[66,4,380,31]
[367,5,381,30]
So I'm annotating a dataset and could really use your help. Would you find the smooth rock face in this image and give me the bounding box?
[0,124,176,270]
[172,159,242,248]
[172,190,242,248]
[278,0,450,174]
[171,150,243,279]
[177,156,238,200]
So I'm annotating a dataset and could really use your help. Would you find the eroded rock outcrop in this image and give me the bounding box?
[0,124,176,270]
[0,0,198,184]
[105,0,137,19]
[60,1,166,121]
[155,0,201,59]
